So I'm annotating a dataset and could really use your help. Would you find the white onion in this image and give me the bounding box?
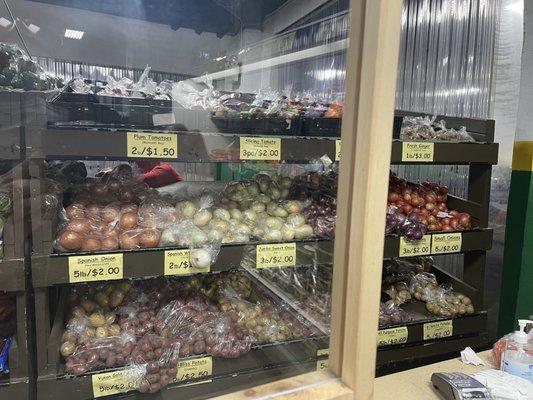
[229,209,242,220]
[213,208,231,221]
[193,209,212,227]
[294,224,314,239]
[265,217,283,230]
[178,201,197,218]
[190,248,211,269]
[264,229,282,241]
[242,209,257,221]
[281,225,295,240]
[286,213,305,228]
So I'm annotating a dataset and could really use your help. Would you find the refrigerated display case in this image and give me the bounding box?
[0,0,499,399]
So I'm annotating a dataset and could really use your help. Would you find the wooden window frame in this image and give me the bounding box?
[214,0,403,398]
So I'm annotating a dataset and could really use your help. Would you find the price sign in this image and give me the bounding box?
[316,359,329,371]
[317,348,330,357]
[402,142,434,162]
[431,233,462,254]
[240,137,281,161]
[176,356,213,385]
[164,249,209,276]
[398,235,431,257]
[256,243,296,269]
[335,140,341,161]
[423,320,453,340]
[92,369,140,398]
[69,254,123,283]
[127,132,178,158]
[377,327,408,347]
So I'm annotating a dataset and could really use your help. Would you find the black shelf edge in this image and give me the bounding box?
[36,338,328,400]
[34,128,339,162]
[390,140,499,165]
[383,228,493,258]
[378,311,487,348]
[0,259,26,291]
[376,333,490,374]
[0,378,30,398]
[31,239,334,287]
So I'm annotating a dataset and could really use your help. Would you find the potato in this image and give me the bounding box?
[88,312,106,327]
[60,341,76,357]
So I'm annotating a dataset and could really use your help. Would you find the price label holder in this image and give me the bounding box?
[335,140,341,161]
[423,320,453,340]
[316,359,329,371]
[377,326,408,347]
[398,235,432,257]
[431,232,462,254]
[176,356,213,386]
[92,369,140,398]
[256,243,296,269]
[69,254,123,283]
[240,137,281,161]
[164,249,210,276]
[402,142,435,162]
[127,132,178,158]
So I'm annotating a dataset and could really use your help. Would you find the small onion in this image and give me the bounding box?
[67,218,92,235]
[178,201,196,218]
[213,208,231,221]
[193,209,212,227]
[81,237,102,252]
[119,212,138,230]
[119,231,139,250]
[58,230,82,251]
[139,229,161,248]
[190,248,211,269]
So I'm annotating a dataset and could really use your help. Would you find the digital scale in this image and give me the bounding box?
[431,373,493,399]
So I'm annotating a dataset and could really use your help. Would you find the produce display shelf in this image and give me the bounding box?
[377,311,487,348]
[0,259,26,292]
[31,239,333,287]
[0,377,30,399]
[36,357,322,400]
[30,128,340,163]
[376,333,489,376]
[390,140,499,165]
[36,337,328,400]
[383,228,493,258]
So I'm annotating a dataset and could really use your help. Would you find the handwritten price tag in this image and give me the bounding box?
[317,348,330,357]
[176,356,213,385]
[398,235,431,257]
[316,359,329,371]
[69,254,123,283]
[164,250,209,276]
[240,137,281,160]
[423,320,453,340]
[92,369,140,398]
[127,132,178,158]
[431,233,462,254]
[256,243,296,268]
[377,327,408,347]
[402,142,434,162]
[335,140,341,161]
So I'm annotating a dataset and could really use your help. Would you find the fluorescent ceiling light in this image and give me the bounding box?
[64,28,84,39]
[27,23,40,34]
[0,17,12,29]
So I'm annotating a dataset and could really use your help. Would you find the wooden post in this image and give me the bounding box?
[329,0,403,398]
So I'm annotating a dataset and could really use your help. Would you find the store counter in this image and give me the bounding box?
[374,350,494,399]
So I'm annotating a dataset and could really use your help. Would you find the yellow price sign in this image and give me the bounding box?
[69,254,123,283]
[256,243,296,268]
[402,142,435,162]
[398,235,432,257]
[127,132,178,158]
[335,140,341,161]
[316,359,329,371]
[317,348,330,357]
[431,233,462,254]
[377,327,408,347]
[176,356,213,385]
[423,320,453,340]
[240,137,281,160]
[92,369,140,398]
[164,250,210,276]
